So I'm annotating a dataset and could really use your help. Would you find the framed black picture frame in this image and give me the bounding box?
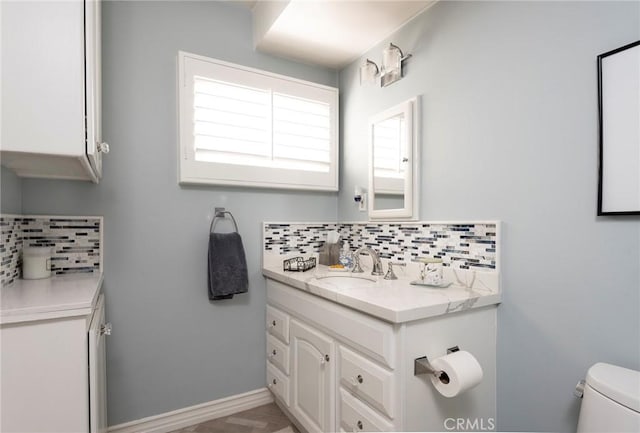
[597,40,640,215]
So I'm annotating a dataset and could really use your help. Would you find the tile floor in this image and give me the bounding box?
[169,403,299,433]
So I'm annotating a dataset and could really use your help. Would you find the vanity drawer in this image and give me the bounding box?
[339,345,394,419]
[266,305,289,344]
[339,388,393,432]
[267,363,290,407]
[267,279,395,368]
[266,334,289,375]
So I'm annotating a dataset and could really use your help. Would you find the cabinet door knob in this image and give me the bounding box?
[97,142,110,154]
[272,379,277,385]
[324,354,330,362]
[100,322,112,336]
[270,320,277,328]
[351,374,364,386]
[357,420,363,430]
[272,349,277,356]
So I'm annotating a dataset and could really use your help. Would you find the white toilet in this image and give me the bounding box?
[576,362,640,432]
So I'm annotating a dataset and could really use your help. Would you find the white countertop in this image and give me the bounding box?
[263,264,501,323]
[0,273,103,325]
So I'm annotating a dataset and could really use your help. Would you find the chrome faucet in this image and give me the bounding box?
[352,246,384,276]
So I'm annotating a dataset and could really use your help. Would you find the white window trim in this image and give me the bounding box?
[178,51,339,191]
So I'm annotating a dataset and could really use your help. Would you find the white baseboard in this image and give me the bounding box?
[108,388,273,433]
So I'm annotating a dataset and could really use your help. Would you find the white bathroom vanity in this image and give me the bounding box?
[263,260,500,432]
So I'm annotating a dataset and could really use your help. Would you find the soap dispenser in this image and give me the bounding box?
[338,242,354,270]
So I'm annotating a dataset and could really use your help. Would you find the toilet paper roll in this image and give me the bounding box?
[429,350,483,398]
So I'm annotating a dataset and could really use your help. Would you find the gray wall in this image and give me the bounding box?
[14,1,640,431]
[1,166,22,214]
[338,1,640,432]
[20,1,337,426]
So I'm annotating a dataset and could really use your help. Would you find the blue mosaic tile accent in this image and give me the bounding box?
[0,215,102,287]
[264,222,498,271]
[0,217,22,286]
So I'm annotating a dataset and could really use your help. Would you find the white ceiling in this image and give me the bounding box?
[248,0,435,69]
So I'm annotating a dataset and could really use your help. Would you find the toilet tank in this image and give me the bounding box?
[577,363,640,433]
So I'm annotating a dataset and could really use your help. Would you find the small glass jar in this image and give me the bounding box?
[22,247,53,280]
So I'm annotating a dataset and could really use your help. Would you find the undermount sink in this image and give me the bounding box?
[313,274,377,288]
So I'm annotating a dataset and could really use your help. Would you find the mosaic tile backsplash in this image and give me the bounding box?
[0,215,102,287]
[264,222,498,270]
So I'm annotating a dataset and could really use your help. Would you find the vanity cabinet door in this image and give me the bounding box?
[290,319,334,433]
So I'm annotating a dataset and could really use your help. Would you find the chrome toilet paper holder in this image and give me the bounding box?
[414,346,460,379]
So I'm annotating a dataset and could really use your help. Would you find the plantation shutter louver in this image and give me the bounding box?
[179,52,338,190]
[193,78,331,173]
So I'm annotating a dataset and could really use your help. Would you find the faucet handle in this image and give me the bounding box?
[352,254,364,273]
[384,262,406,280]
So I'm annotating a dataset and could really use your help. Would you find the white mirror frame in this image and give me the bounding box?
[368,97,420,220]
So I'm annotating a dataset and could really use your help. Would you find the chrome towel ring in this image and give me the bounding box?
[209,207,239,233]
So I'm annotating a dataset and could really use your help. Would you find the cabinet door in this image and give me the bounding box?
[89,295,108,433]
[0,317,89,432]
[1,0,85,156]
[290,320,334,433]
[85,0,103,178]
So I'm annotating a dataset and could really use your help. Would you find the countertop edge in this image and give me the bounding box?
[0,273,104,326]
[263,267,500,324]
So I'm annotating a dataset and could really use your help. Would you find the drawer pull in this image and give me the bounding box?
[351,374,364,386]
[320,354,330,365]
[269,320,277,328]
[357,420,363,430]
[272,379,277,385]
[271,349,277,357]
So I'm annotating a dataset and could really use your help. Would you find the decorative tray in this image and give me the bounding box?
[283,256,316,272]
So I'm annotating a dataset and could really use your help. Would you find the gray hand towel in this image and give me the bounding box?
[207,232,249,300]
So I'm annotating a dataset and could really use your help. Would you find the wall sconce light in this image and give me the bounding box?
[359,43,411,88]
[381,43,411,87]
[360,59,379,85]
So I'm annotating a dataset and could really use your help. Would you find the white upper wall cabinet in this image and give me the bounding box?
[0,0,107,183]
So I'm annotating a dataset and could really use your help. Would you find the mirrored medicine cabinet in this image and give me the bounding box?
[368,97,419,220]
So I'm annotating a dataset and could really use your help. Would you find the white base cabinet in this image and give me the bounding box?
[265,278,497,433]
[0,294,108,433]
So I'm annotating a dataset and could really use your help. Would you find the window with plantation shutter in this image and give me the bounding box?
[178,51,338,190]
